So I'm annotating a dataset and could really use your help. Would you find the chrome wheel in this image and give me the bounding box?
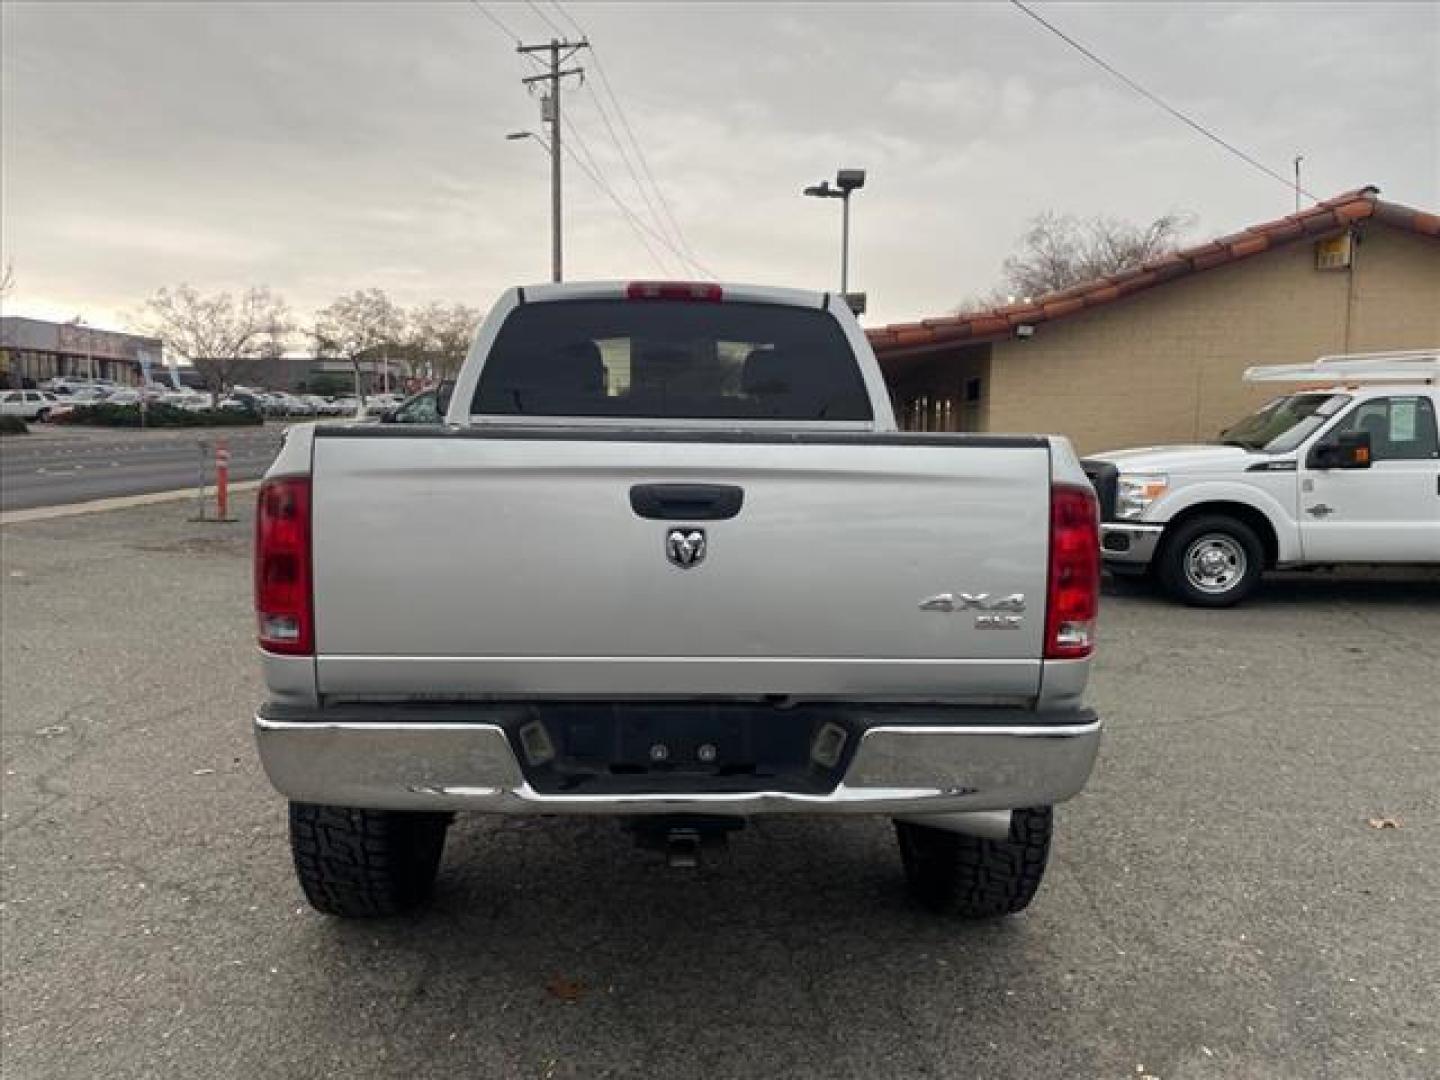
[1184,533,1247,595]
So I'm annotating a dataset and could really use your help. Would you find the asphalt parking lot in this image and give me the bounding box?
[2,503,1436,1080]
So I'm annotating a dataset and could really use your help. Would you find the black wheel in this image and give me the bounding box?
[895,807,1053,918]
[34,409,50,423]
[288,803,450,918]
[1157,515,1264,607]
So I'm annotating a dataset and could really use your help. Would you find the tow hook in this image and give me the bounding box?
[624,815,745,868]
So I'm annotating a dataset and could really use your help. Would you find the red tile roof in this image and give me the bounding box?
[867,186,1439,359]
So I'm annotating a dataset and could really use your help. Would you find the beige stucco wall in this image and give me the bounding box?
[977,223,1440,454]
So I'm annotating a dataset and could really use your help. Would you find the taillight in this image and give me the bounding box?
[625,281,723,302]
[1045,483,1100,659]
[255,476,313,655]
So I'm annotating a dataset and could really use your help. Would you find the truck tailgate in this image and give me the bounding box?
[310,430,1052,700]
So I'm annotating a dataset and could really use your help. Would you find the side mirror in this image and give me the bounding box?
[436,381,454,416]
[1309,430,1372,470]
[377,408,397,424]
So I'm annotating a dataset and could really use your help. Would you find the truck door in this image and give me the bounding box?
[1300,394,1440,562]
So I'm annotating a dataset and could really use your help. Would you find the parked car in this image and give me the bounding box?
[0,390,64,422]
[253,280,1103,920]
[219,392,265,416]
[161,390,211,411]
[42,377,122,395]
[65,387,114,407]
[1083,350,1440,606]
[378,382,453,425]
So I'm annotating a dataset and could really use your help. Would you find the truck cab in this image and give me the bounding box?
[1084,351,1440,606]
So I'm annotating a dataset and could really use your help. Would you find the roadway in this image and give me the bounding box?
[0,425,288,511]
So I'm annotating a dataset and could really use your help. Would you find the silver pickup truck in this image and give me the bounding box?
[253,281,1102,920]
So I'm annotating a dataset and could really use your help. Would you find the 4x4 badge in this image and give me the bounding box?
[666,528,707,569]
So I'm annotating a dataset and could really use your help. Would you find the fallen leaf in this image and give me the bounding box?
[545,975,585,1004]
[1367,817,1402,830]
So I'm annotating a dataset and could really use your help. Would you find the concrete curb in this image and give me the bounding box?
[0,481,262,526]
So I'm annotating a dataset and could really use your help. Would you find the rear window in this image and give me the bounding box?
[472,299,872,421]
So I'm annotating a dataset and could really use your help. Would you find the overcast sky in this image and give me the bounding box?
[2,1,1436,333]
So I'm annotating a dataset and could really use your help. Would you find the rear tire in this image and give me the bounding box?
[288,803,450,918]
[1158,515,1264,607]
[895,807,1053,918]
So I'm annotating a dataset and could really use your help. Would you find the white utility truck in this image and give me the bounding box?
[1083,351,1439,606]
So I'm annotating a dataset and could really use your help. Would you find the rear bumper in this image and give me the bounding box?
[1100,522,1164,566]
[253,704,1101,816]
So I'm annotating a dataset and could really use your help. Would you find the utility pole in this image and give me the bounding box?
[518,37,588,283]
[1293,155,1304,214]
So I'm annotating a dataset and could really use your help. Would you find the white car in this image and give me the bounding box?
[64,387,113,407]
[0,390,64,421]
[42,377,121,395]
[1084,350,1440,606]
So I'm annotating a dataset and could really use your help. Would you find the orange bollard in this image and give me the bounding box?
[216,440,231,520]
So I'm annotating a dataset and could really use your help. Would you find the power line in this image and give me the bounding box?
[569,76,683,271]
[514,124,671,273]
[523,0,567,38]
[466,1,704,278]
[1009,0,1319,202]
[560,118,720,279]
[466,0,522,45]
[551,1,710,274]
[560,114,674,274]
[544,2,675,251]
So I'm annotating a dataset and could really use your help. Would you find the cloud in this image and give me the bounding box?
[1,1,1435,330]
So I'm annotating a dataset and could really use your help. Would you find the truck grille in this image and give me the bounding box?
[1079,459,1119,522]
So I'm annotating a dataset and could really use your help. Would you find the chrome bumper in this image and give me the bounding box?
[254,709,1101,816]
[1100,522,1164,566]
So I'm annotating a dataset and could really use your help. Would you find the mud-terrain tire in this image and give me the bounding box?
[289,803,449,917]
[895,807,1053,918]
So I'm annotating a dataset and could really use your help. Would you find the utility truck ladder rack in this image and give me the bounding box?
[1244,350,1439,385]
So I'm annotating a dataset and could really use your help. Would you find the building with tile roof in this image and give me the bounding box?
[868,186,1440,453]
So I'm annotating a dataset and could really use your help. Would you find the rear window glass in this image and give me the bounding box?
[472,299,872,421]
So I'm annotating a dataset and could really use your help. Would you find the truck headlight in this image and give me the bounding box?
[1116,474,1169,520]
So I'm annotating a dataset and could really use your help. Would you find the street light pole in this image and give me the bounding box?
[804,169,866,299]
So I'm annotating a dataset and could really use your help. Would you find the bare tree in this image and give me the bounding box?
[141,284,291,394]
[313,289,405,409]
[959,210,1194,312]
[406,302,482,382]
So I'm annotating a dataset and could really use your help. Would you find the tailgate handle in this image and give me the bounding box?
[630,483,744,521]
